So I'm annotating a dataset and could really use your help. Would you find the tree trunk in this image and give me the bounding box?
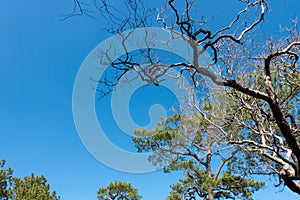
[207,189,214,200]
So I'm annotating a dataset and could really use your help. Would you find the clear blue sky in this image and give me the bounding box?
[0,0,299,200]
